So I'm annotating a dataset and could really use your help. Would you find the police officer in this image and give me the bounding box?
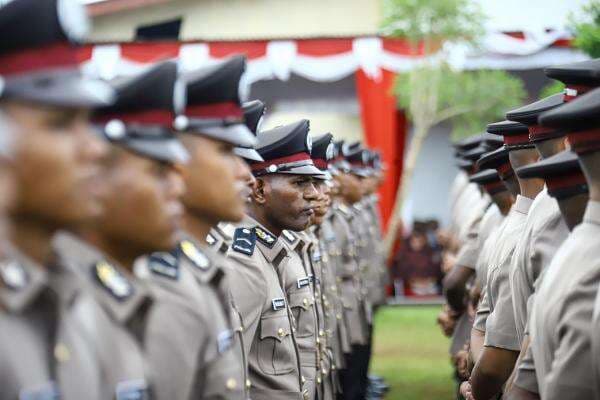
[0,0,114,398]
[226,119,325,400]
[52,60,187,398]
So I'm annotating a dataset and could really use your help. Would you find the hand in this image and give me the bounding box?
[456,349,471,379]
[459,381,474,400]
[436,310,456,337]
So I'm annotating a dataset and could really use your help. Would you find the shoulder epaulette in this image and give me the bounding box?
[92,260,133,301]
[254,226,277,248]
[337,204,352,219]
[282,230,296,244]
[206,233,217,246]
[232,227,256,256]
[148,252,180,280]
[179,240,211,271]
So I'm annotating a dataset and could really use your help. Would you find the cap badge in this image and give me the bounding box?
[173,115,189,131]
[93,261,133,301]
[255,227,276,248]
[0,260,27,291]
[232,228,256,256]
[267,164,278,173]
[326,143,335,161]
[180,240,210,270]
[105,119,126,140]
[57,0,90,42]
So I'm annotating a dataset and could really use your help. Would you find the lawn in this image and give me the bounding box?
[370,306,455,400]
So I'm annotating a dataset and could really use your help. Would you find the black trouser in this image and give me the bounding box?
[338,324,373,400]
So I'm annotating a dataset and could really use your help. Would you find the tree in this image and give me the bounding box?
[572,0,600,57]
[380,0,526,255]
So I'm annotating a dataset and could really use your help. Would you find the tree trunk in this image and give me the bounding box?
[383,122,431,257]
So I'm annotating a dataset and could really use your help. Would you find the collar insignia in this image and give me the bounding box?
[232,228,256,256]
[217,329,234,354]
[180,240,210,270]
[311,249,322,262]
[282,230,296,244]
[148,252,179,280]
[93,261,133,301]
[255,227,276,248]
[271,297,286,311]
[0,260,28,291]
[206,233,216,246]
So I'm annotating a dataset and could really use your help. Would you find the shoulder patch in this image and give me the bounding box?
[148,252,179,280]
[0,259,28,291]
[116,380,149,400]
[92,261,133,301]
[206,233,216,246]
[255,226,276,248]
[282,230,296,244]
[232,228,256,256]
[18,381,60,400]
[180,240,210,270]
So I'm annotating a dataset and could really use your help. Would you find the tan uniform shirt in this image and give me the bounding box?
[0,243,103,400]
[350,203,374,325]
[330,202,368,345]
[517,201,600,399]
[509,189,569,344]
[136,236,245,400]
[225,216,305,400]
[52,232,151,399]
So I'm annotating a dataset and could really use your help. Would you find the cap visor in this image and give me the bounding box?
[234,146,264,162]
[188,121,257,148]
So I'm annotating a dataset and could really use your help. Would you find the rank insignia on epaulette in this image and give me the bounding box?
[311,249,322,262]
[18,381,60,400]
[206,233,216,246]
[115,380,149,400]
[271,297,286,311]
[148,253,179,280]
[180,240,210,270]
[255,227,276,248]
[93,261,133,301]
[232,228,256,255]
[282,230,295,244]
[297,277,310,289]
[217,329,234,354]
[0,260,28,291]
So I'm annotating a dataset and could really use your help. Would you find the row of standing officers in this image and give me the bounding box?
[0,0,390,399]
[440,55,600,399]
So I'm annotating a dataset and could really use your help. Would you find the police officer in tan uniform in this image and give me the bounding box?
[134,56,253,400]
[49,61,189,399]
[226,119,326,400]
[0,0,115,398]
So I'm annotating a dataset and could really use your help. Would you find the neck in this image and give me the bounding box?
[577,153,600,202]
[8,214,56,267]
[182,210,213,246]
[517,177,544,199]
[247,206,282,236]
[492,192,514,215]
[83,231,140,272]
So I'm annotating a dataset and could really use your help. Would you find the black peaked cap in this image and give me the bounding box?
[312,133,334,161]
[545,59,600,86]
[243,100,266,135]
[184,55,245,109]
[516,150,581,180]
[453,133,484,150]
[255,119,311,161]
[539,87,600,130]
[477,146,510,170]
[506,93,564,125]
[470,169,501,184]
[486,120,529,136]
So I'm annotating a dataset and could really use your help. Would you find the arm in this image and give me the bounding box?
[443,265,475,312]
[470,346,519,400]
[504,336,540,400]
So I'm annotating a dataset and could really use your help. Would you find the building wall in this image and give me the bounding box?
[89,0,380,42]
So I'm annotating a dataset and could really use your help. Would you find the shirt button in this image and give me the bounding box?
[245,379,252,389]
[301,376,306,384]
[303,298,309,307]
[226,378,238,390]
[319,330,324,337]
[54,343,71,363]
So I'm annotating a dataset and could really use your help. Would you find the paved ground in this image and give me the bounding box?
[370,305,455,399]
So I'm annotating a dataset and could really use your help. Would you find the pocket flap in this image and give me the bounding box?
[288,290,313,311]
[260,314,291,342]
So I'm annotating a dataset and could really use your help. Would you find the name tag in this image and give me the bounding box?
[311,250,322,262]
[19,382,60,400]
[217,329,234,354]
[297,277,310,288]
[272,297,286,311]
[116,379,149,400]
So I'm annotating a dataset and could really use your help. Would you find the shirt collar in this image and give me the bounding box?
[513,194,534,215]
[241,215,287,263]
[583,200,600,226]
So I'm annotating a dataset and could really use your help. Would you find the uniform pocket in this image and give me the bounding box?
[288,290,315,338]
[257,314,296,375]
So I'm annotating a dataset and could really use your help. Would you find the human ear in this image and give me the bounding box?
[252,177,267,205]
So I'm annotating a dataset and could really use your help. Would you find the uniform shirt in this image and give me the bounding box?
[52,232,151,399]
[474,207,506,290]
[520,201,600,399]
[451,183,483,240]
[330,202,368,346]
[509,189,569,343]
[225,216,305,400]
[448,172,472,236]
[455,200,493,270]
[136,236,245,400]
[0,243,103,400]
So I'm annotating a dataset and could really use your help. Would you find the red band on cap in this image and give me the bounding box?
[251,152,312,171]
[497,162,514,179]
[564,85,592,102]
[528,125,559,141]
[546,171,587,192]
[185,102,243,120]
[95,109,174,126]
[503,133,531,146]
[567,129,600,154]
[313,159,328,170]
[0,42,79,76]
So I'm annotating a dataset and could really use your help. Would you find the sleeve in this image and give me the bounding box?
[513,337,540,394]
[145,301,209,400]
[473,287,490,333]
[542,272,598,400]
[455,218,483,270]
[484,261,520,351]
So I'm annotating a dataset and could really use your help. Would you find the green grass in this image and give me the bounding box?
[371,306,455,400]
